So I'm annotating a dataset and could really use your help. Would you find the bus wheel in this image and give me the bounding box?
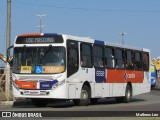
[123,84,132,103]
[31,99,48,107]
[73,85,90,106]
[116,84,132,103]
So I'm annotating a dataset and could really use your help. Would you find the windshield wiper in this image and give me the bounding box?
[40,45,52,63]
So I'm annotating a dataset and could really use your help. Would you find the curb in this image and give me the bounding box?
[152,87,160,91]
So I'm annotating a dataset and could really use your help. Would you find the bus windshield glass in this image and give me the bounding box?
[13,46,65,74]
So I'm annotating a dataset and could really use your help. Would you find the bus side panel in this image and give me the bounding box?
[112,83,126,97]
[132,83,150,96]
[102,83,110,97]
[106,69,144,83]
[105,69,148,97]
[67,67,94,99]
[130,71,150,95]
[102,83,127,97]
[143,71,151,83]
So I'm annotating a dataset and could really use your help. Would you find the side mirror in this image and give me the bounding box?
[7,45,14,65]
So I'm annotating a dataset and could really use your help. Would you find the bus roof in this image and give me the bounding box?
[16,33,150,52]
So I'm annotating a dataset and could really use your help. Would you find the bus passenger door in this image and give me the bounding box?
[67,40,79,78]
[67,40,79,98]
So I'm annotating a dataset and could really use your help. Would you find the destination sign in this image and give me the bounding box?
[16,35,63,44]
[25,37,55,43]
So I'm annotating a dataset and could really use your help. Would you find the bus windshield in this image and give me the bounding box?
[13,46,65,74]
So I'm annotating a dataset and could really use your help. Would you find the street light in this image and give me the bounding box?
[36,14,47,33]
[118,32,127,44]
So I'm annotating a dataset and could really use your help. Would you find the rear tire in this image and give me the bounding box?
[73,85,90,106]
[123,84,132,103]
[116,84,132,103]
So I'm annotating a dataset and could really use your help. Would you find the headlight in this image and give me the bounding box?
[12,75,19,90]
[13,80,19,90]
[52,79,65,89]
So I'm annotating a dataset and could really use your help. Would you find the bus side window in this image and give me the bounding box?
[105,47,115,68]
[134,51,142,70]
[80,43,92,68]
[67,40,79,78]
[93,45,104,68]
[143,52,149,71]
[115,48,125,69]
[125,50,133,70]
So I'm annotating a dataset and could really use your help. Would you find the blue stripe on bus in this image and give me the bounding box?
[40,80,58,89]
[95,68,105,83]
[43,33,59,36]
[94,40,105,45]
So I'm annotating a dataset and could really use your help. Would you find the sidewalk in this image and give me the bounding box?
[0,99,32,108]
[152,86,160,91]
[0,101,14,106]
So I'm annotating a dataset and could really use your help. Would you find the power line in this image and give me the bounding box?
[12,1,160,13]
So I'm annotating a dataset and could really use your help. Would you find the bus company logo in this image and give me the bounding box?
[96,71,105,77]
[124,72,136,80]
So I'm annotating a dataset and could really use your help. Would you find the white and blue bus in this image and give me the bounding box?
[12,33,151,107]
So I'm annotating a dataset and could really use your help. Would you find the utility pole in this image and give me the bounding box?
[6,0,11,101]
[118,33,127,44]
[36,14,46,33]
[6,0,11,53]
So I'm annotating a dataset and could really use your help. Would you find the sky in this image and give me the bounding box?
[0,0,160,66]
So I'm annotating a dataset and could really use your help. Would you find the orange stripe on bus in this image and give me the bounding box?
[19,33,41,37]
[106,69,143,83]
[15,80,37,90]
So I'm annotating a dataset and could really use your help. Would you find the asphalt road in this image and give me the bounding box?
[0,90,160,119]
[10,90,160,111]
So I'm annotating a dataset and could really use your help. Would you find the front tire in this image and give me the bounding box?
[73,85,90,106]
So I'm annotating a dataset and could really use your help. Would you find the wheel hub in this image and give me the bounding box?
[81,90,88,100]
